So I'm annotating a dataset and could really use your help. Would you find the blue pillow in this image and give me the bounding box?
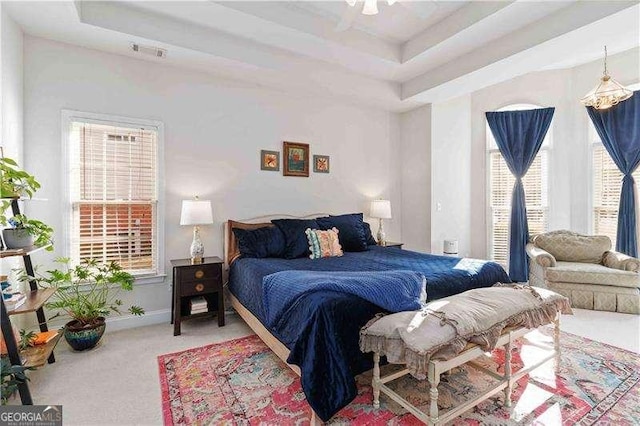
[316,213,368,252]
[233,226,285,259]
[272,219,319,259]
[363,221,378,246]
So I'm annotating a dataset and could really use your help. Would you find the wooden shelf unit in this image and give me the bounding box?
[0,198,56,405]
[21,332,63,368]
[7,288,56,316]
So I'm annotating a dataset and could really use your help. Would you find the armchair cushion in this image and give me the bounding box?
[532,230,611,263]
[603,251,640,272]
[545,261,639,288]
[526,243,556,267]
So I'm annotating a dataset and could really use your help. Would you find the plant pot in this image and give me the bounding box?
[63,317,106,351]
[2,228,34,249]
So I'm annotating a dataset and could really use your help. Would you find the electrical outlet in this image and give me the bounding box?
[436,202,442,212]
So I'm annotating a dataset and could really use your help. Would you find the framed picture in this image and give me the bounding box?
[260,150,280,171]
[313,155,330,173]
[283,141,309,177]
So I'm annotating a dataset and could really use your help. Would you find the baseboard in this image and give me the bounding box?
[105,308,171,332]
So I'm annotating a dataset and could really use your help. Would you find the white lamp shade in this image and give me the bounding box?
[370,199,392,219]
[180,200,213,225]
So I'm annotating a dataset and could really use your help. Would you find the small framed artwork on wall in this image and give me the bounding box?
[260,150,280,171]
[283,141,309,177]
[313,155,330,173]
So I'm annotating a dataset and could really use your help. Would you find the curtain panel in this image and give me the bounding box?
[486,107,555,282]
[587,91,640,257]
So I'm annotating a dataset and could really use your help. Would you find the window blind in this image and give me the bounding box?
[592,144,640,249]
[68,121,158,275]
[489,152,548,266]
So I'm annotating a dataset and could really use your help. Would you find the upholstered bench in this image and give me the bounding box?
[359,284,572,426]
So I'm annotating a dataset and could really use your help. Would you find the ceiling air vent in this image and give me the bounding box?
[131,43,167,58]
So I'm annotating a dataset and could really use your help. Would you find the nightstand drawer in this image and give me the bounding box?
[180,279,219,297]
[179,264,221,283]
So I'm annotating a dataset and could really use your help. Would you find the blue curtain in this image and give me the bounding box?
[587,91,640,257]
[486,108,555,282]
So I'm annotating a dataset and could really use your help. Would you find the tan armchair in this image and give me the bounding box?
[526,230,639,314]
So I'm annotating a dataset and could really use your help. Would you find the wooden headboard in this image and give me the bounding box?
[225,213,331,267]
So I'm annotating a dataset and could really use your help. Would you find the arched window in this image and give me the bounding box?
[486,104,551,266]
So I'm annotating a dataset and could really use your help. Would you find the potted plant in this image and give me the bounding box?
[33,258,145,351]
[0,357,32,404]
[0,156,41,199]
[1,214,54,250]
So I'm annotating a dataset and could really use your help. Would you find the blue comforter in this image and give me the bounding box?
[228,246,509,420]
[263,270,426,330]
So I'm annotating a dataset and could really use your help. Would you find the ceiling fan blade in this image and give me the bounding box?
[335,2,360,32]
[398,0,438,19]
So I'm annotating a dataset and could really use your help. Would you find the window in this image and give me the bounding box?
[487,104,550,267]
[591,125,640,248]
[590,82,640,248]
[64,111,164,280]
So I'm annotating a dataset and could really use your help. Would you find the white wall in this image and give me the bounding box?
[1,8,23,162]
[399,105,430,252]
[23,36,402,320]
[468,47,639,259]
[431,95,472,256]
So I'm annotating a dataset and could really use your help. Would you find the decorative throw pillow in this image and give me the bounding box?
[305,228,343,259]
[232,226,285,258]
[316,213,368,252]
[363,221,378,246]
[272,219,319,259]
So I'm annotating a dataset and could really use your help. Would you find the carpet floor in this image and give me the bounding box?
[158,327,640,425]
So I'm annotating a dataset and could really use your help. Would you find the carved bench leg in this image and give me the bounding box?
[554,315,561,372]
[372,353,381,409]
[428,364,440,425]
[504,336,513,408]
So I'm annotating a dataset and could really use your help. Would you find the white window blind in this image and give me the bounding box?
[591,125,640,248]
[487,105,550,267]
[68,120,159,276]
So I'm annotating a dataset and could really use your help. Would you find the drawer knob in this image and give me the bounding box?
[195,270,205,279]
[195,283,204,292]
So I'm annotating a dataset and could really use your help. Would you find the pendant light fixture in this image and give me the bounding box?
[346,0,397,16]
[580,46,633,110]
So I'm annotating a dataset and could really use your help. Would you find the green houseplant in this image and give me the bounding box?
[0,156,41,199]
[1,357,32,404]
[0,215,54,250]
[33,258,145,351]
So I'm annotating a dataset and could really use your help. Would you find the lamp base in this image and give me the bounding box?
[190,226,205,264]
[376,218,386,247]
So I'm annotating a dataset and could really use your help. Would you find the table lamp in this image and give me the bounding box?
[370,199,392,246]
[180,196,213,264]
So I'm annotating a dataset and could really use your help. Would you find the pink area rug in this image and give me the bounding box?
[158,329,639,425]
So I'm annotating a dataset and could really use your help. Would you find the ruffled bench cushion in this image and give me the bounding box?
[546,261,639,288]
[359,284,572,379]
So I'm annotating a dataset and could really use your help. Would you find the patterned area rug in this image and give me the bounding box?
[158,328,639,425]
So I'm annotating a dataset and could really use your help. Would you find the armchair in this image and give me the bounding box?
[526,230,639,314]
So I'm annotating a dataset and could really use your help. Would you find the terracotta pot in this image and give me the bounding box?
[64,317,106,351]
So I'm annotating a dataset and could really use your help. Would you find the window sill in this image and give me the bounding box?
[134,274,167,286]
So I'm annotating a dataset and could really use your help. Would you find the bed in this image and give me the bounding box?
[225,217,510,422]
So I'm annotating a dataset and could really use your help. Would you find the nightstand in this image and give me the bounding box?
[171,257,224,336]
[381,242,403,249]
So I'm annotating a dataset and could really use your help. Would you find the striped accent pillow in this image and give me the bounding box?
[305,227,343,259]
